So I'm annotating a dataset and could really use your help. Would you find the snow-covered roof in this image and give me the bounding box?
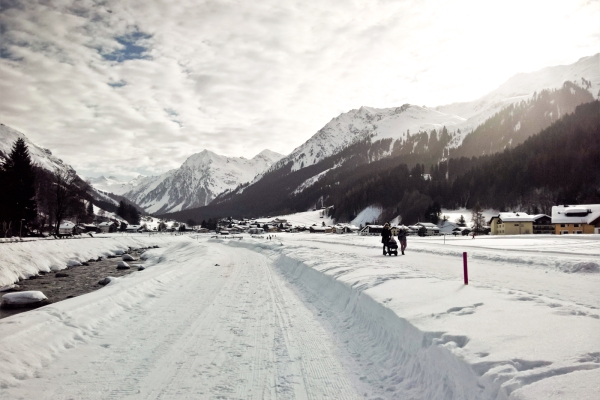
[59,221,75,229]
[552,205,600,224]
[125,225,143,230]
[98,222,113,227]
[493,212,549,223]
[416,222,440,229]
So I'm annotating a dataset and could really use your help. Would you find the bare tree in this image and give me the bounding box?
[49,170,79,235]
[471,203,486,233]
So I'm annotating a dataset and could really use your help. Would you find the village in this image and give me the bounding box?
[41,203,600,240]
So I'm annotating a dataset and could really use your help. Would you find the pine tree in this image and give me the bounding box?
[1,138,37,232]
[117,201,127,220]
[87,201,94,218]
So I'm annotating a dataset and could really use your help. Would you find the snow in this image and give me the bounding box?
[1,291,47,305]
[441,208,498,226]
[0,229,599,398]
[552,204,600,224]
[292,167,332,194]
[0,234,183,287]
[0,124,76,176]
[120,149,284,213]
[351,205,383,226]
[86,175,148,196]
[255,209,334,227]
[266,54,600,176]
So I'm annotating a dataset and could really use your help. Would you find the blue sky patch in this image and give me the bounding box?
[108,80,127,88]
[103,31,152,62]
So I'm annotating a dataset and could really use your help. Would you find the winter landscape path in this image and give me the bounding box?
[0,240,365,399]
[1,234,599,399]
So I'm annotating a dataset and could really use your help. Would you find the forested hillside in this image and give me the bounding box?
[166,100,599,225]
[327,100,600,223]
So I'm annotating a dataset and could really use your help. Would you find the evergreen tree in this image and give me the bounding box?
[87,201,94,218]
[1,138,37,232]
[424,201,441,224]
[125,204,140,224]
[117,201,127,220]
[456,215,467,227]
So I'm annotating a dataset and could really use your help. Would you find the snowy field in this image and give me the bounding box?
[0,233,599,399]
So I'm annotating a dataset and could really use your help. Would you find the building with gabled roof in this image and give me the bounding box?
[489,212,551,235]
[552,205,600,234]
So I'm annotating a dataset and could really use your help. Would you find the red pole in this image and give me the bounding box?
[463,251,469,285]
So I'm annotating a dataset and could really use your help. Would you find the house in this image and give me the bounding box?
[309,226,332,233]
[58,221,76,235]
[334,224,359,234]
[248,227,264,234]
[488,212,550,235]
[552,205,600,234]
[438,220,460,235]
[197,228,210,233]
[532,214,553,234]
[98,221,117,233]
[125,225,144,233]
[79,223,100,233]
[452,227,472,236]
[414,222,440,236]
[359,225,383,236]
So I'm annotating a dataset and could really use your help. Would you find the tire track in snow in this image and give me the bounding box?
[2,241,363,399]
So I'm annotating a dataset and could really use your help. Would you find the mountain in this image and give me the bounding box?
[269,54,600,175]
[86,175,150,196]
[0,123,76,176]
[119,149,283,214]
[164,54,600,222]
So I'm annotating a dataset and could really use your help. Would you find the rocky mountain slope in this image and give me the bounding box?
[0,123,76,176]
[118,149,283,214]
[268,53,600,175]
[165,54,600,222]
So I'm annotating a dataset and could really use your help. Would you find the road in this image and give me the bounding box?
[2,242,364,399]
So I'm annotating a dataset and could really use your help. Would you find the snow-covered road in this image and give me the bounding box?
[1,240,365,399]
[1,233,599,399]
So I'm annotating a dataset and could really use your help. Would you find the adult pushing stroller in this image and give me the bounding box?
[384,237,398,256]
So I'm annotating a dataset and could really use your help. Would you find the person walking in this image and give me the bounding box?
[381,223,391,255]
[398,227,408,255]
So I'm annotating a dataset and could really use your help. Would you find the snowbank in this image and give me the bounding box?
[0,237,199,388]
[0,234,189,287]
[226,234,600,399]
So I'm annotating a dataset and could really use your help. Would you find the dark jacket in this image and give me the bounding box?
[381,227,391,242]
[397,229,407,241]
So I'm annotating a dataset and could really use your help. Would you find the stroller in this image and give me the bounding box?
[384,237,398,256]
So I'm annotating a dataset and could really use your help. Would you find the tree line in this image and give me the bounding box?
[0,138,92,236]
[166,99,600,226]
[0,138,142,237]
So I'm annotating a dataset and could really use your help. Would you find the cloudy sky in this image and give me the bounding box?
[1,0,599,179]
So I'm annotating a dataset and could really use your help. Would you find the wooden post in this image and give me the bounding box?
[463,252,469,285]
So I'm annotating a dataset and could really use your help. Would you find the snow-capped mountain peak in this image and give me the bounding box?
[119,149,284,214]
[267,53,600,175]
[0,123,76,176]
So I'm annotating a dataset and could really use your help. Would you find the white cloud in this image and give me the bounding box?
[1,0,599,179]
